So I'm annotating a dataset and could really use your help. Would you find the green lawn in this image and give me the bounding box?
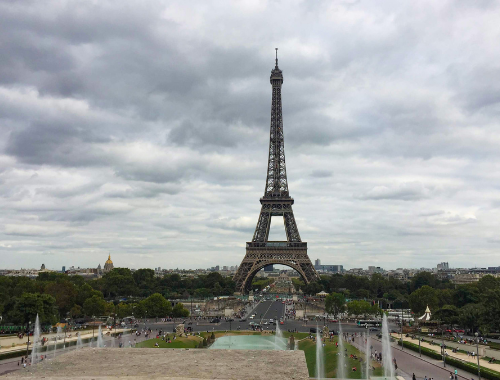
[136,337,201,349]
[298,337,384,379]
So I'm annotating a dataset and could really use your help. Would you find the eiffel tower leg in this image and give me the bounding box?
[252,205,271,242]
[283,208,301,242]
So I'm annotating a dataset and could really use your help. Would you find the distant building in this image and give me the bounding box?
[315,264,343,273]
[104,254,114,273]
[314,259,321,267]
[40,264,45,270]
[437,262,449,271]
[264,264,274,272]
[62,266,66,273]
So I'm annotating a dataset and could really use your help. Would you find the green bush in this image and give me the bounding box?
[398,340,441,360]
[203,337,207,347]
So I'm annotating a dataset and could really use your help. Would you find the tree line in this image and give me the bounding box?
[313,272,500,334]
[0,269,233,327]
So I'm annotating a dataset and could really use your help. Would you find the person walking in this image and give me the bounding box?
[454,369,458,380]
[412,373,416,380]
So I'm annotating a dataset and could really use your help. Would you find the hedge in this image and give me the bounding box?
[398,340,500,380]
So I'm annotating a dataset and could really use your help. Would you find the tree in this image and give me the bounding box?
[479,289,500,333]
[102,268,138,298]
[77,283,103,306]
[116,303,133,319]
[302,281,323,295]
[433,305,459,328]
[453,284,480,308]
[325,292,346,318]
[172,302,190,318]
[133,269,156,297]
[69,305,83,319]
[458,303,482,333]
[409,285,438,315]
[477,275,499,293]
[13,293,57,326]
[143,293,172,318]
[45,280,77,316]
[410,272,436,292]
[83,295,106,318]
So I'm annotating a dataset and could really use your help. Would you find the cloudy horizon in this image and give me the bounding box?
[1,0,500,271]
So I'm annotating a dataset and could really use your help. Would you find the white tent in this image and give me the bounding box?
[418,305,432,321]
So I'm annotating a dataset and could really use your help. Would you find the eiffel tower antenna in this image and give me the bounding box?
[233,51,319,294]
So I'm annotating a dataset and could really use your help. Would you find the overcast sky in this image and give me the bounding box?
[1,0,500,271]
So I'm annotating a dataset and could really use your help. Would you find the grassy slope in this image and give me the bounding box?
[299,337,383,379]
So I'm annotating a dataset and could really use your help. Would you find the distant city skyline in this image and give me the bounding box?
[1,2,500,270]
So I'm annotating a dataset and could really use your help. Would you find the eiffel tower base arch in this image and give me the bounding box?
[233,243,319,294]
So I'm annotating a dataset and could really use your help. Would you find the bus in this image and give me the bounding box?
[356,320,381,328]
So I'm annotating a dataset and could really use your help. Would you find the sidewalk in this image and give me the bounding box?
[394,334,500,373]
[0,328,131,355]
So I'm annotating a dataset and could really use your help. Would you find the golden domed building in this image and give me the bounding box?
[104,254,114,273]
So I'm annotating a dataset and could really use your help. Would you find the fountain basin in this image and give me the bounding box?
[209,335,287,350]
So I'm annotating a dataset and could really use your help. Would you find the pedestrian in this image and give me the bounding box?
[454,369,458,380]
[412,374,416,380]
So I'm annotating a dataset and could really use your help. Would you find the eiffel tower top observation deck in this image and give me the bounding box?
[233,50,319,293]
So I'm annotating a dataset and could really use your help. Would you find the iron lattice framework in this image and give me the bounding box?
[233,50,320,293]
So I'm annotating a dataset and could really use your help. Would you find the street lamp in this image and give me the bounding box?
[475,332,481,380]
[26,319,30,357]
[401,309,404,351]
[441,322,446,368]
[418,327,421,357]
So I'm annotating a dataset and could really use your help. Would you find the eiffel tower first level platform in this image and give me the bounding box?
[233,50,320,293]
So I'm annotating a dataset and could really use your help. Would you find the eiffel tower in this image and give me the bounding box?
[233,49,320,294]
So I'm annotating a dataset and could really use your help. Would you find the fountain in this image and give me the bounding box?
[381,314,395,379]
[315,328,324,379]
[337,321,346,379]
[77,333,83,349]
[97,325,105,348]
[52,336,57,359]
[30,314,41,365]
[274,323,286,350]
[365,332,371,379]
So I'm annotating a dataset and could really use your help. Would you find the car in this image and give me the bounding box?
[280,321,284,325]
[239,318,246,322]
[269,319,273,323]
[227,318,234,322]
[263,321,269,325]
[210,318,220,323]
[249,316,254,319]
[310,328,322,334]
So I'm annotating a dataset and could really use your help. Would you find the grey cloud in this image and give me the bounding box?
[1,1,500,270]
[356,182,431,201]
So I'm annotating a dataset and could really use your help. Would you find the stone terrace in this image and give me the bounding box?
[2,347,310,380]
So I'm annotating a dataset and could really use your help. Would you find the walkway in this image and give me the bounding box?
[396,334,500,373]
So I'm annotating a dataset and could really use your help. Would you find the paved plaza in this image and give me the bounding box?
[2,347,310,380]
